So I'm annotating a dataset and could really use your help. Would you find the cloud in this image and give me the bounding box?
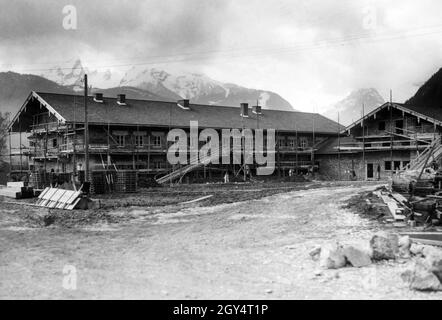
[1,0,442,112]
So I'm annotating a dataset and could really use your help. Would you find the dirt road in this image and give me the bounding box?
[1,183,441,299]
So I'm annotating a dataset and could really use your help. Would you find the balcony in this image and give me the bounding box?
[31,122,68,133]
[338,140,431,152]
[59,143,167,154]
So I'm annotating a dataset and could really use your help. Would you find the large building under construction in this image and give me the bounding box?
[8,91,442,188]
[316,102,442,180]
[8,91,342,186]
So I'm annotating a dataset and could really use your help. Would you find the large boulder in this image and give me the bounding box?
[410,243,426,257]
[343,246,372,268]
[398,236,412,258]
[370,232,399,261]
[423,247,442,282]
[401,259,442,291]
[319,242,347,269]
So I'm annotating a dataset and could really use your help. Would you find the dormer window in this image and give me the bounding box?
[177,99,190,110]
[94,93,104,103]
[117,94,126,106]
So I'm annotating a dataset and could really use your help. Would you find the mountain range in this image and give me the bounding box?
[322,88,386,126]
[406,67,442,109]
[38,59,294,111]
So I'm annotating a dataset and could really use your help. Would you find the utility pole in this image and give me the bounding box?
[337,112,341,181]
[390,89,393,177]
[311,112,315,174]
[362,103,366,180]
[84,74,89,182]
[295,126,298,175]
[8,114,12,169]
[73,95,77,177]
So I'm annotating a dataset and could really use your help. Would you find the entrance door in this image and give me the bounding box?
[367,163,374,179]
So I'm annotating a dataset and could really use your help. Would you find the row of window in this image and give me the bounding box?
[114,135,161,147]
[384,160,409,171]
[277,137,309,148]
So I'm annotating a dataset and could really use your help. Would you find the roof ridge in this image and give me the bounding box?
[36,91,324,116]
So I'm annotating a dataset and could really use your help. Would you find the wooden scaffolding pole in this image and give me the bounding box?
[295,126,299,175]
[84,74,89,182]
[362,103,366,180]
[390,89,394,177]
[337,112,341,181]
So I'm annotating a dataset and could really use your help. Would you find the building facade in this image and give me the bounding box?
[316,102,442,180]
[8,91,343,183]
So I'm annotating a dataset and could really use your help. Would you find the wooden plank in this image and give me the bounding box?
[47,189,68,208]
[57,190,75,206]
[64,191,81,205]
[180,195,214,205]
[409,238,442,247]
[37,187,50,199]
[39,188,60,207]
[50,189,69,208]
[4,201,42,207]
[391,192,408,205]
[65,198,82,210]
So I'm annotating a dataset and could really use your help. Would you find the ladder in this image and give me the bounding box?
[155,146,230,184]
[402,135,442,171]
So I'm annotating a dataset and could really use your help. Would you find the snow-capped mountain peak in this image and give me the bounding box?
[120,66,230,100]
[35,59,295,111]
[322,88,385,125]
[40,58,120,91]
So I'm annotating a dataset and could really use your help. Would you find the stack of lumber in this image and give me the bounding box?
[35,187,82,210]
[0,182,34,199]
[374,190,406,221]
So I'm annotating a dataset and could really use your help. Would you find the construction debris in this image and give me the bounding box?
[0,182,34,199]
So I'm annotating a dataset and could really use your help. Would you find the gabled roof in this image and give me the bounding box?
[344,102,442,133]
[10,91,344,134]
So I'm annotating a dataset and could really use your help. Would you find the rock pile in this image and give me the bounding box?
[401,245,442,291]
[310,241,372,270]
[310,231,442,292]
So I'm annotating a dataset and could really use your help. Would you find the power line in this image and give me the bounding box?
[9,23,442,73]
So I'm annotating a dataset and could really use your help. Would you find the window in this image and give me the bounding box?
[277,137,285,148]
[385,161,392,171]
[299,137,308,149]
[116,135,125,147]
[52,138,58,148]
[153,161,163,169]
[378,121,386,131]
[135,135,144,147]
[152,136,162,147]
[288,138,296,148]
[402,161,410,169]
[394,161,401,171]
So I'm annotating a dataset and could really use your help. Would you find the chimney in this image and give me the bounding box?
[177,99,190,110]
[117,94,126,105]
[94,93,104,103]
[240,103,249,117]
[252,105,262,115]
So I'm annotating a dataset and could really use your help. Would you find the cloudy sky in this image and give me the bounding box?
[1,0,442,112]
